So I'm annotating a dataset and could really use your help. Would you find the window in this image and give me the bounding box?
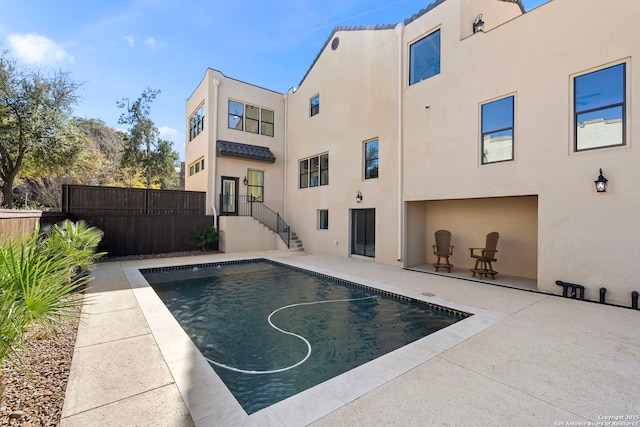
[574,63,625,151]
[318,210,329,230]
[246,105,259,133]
[364,139,379,179]
[320,153,329,185]
[228,100,244,130]
[189,103,205,141]
[409,29,441,85]
[188,157,204,177]
[299,159,309,189]
[309,156,319,187]
[247,170,264,202]
[481,96,514,164]
[228,100,275,137]
[299,153,328,188]
[261,108,274,137]
[310,94,320,117]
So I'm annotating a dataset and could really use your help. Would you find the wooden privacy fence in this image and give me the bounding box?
[62,185,214,256]
[0,209,42,241]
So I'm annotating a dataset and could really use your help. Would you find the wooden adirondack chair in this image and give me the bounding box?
[469,232,500,279]
[432,229,454,272]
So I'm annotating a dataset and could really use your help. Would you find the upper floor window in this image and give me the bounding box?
[364,139,379,179]
[189,103,205,141]
[481,96,514,164]
[261,109,274,137]
[245,105,259,133]
[574,63,625,151]
[299,153,328,188]
[228,100,275,137]
[228,100,244,130]
[310,94,320,117]
[409,29,441,85]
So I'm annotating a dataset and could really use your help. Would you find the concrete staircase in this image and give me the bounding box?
[287,231,304,251]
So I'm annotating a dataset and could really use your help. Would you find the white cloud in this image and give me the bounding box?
[124,35,135,48]
[159,126,180,143]
[144,37,157,49]
[8,33,74,65]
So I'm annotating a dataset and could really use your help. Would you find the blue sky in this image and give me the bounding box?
[1,0,550,160]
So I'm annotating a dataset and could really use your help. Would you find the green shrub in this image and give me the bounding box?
[0,221,104,366]
[189,224,219,252]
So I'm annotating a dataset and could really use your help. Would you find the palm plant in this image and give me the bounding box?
[0,221,103,365]
[189,224,219,252]
[43,219,105,278]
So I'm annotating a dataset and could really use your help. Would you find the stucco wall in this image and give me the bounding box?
[401,0,640,305]
[218,216,278,253]
[186,0,640,306]
[285,27,401,265]
[186,69,286,216]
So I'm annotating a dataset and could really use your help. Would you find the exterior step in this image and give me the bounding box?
[287,232,304,251]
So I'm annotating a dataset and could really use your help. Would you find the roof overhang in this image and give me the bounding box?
[217,140,276,163]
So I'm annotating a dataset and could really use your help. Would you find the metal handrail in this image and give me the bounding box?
[220,194,290,248]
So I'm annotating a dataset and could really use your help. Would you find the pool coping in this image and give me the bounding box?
[122,255,505,426]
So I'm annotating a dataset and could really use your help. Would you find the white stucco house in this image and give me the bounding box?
[185,0,640,307]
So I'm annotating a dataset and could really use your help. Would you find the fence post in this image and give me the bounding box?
[276,213,280,234]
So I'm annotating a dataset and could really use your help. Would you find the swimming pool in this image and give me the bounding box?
[142,259,469,414]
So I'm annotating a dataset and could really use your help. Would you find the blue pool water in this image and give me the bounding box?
[142,259,467,414]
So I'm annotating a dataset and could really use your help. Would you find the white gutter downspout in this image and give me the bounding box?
[396,23,404,263]
[283,92,289,219]
[211,77,221,229]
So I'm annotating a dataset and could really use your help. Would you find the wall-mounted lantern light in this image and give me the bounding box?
[356,191,363,203]
[473,14,485,33]
[594,168,608,193]
[243,176,248,186]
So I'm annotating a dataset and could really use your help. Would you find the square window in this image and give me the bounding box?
[310,94,320,117]
[481,96,514,164]
[574,63,625,151]
[409,29,441,85]
[364,139,379,179]
[318,210,329,230]
[200,159,204,170]
[189,165,194,176]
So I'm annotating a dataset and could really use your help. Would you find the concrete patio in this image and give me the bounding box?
[60,250,640,426]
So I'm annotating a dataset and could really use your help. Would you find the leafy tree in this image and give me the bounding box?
[0,51,82,208]
[117,88,179,189]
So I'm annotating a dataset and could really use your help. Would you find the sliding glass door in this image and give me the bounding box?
[351,208,375,258]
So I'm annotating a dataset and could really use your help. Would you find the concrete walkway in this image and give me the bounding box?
[60,251,640,426]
